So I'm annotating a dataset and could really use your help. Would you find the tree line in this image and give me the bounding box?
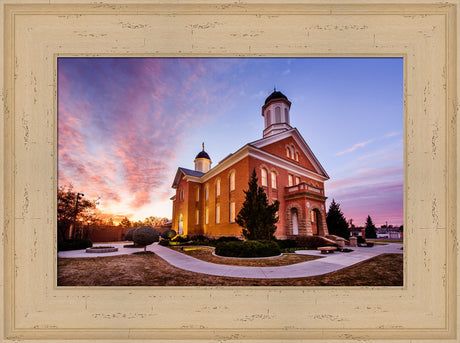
[326,199,378,239]
[57,184,169,242]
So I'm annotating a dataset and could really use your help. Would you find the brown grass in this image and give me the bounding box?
[57,253,403,287]
[169,246,321,266]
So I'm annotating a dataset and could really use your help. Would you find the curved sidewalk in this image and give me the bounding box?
[59,242,403,279]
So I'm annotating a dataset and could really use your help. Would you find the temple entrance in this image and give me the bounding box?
[310,208,324,235]
[178,213,183,235]
[310,209,319,235]
[291,208,299,235]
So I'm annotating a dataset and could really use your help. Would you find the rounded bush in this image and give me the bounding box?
[161,229,177,240]
[158,239,170,247]
[133,226,160,251]
[170,235,189,243]
[124,227,138,241]
[215,240,281,258]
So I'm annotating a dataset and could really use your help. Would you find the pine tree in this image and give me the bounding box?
[326,199,350,239]
[364,215,377,239]
[236,169,280,240]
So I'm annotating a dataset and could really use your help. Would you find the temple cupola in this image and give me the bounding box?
[194,142,211,173]
[262,88,292,138]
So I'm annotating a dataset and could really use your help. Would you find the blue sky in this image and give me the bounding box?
[58,57,403,226]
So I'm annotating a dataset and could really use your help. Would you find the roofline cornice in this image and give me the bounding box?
[201,145,251,182]
[248,148,329,182]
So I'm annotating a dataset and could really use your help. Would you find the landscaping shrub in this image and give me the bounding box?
[171,235,189,243]
[357,236,366,244]
[190,235,217,246]
[125,227,138,241]
[158,239,170,247]
[216,236,242,243]
[215,240,281,258]
[295,236,337,250]
[132,226,160,252]
[58,239,92,251]
[161,229,176,240]
[275,239,297,251]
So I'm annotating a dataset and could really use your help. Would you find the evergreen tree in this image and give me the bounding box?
[326,199,350,239]
[364,215,377,239]
[236,169,280,240]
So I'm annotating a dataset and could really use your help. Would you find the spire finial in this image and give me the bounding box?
[274,86,276,92]
[202,142,204,151]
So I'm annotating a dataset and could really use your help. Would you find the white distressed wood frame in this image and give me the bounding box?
[1,1,458,342]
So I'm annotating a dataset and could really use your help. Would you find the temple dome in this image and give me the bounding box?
[195,150,210,160]
[264,90,288,105]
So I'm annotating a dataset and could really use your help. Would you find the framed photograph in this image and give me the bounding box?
[1,0,458,342]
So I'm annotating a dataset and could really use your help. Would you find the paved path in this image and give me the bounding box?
[58,242,403,279]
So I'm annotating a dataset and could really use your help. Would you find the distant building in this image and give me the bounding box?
[170,90,330,239]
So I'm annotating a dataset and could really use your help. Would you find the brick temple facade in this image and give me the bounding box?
[171,90,329,239]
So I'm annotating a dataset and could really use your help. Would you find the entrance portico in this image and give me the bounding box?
[284,182,328,238]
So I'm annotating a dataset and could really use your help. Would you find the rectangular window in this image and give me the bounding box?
[216,180,221,197]
[216,204,220,224]
[288,174,293,187]
[196,187,199,201]
[195,210,199,225]
[205,185,209,200]
[271,171,277,189]
[230,202,236,223]
[230,172,235,191]
[295,176,300,185]
[205,207,209,225]
[261,168,267,186]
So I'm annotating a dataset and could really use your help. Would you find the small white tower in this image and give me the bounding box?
[194,142,212,173]
[262,89,292,138]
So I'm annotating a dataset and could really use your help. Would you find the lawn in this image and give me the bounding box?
[169,246,321,266]
[57,252,403,287]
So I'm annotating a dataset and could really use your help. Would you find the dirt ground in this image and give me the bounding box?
[58,252,403,287]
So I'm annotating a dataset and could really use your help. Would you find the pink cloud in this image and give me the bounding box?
[326,167,403,226]
[58,58,237,216]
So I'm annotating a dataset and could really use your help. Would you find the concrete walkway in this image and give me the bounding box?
[58,242,403,279]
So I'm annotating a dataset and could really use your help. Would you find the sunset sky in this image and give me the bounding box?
[58,57,403,227]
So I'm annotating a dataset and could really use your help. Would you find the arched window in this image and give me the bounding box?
[295,152,299,162]
[275,106,281,123]
[285,108,289,123]
[271,171,277,189]
[286,147,291,158]
[205,207,209,225]
[266,110,272,126]
[196,187,200,201]
[229,171,235,191]
[216,179,221,197]
[205,184,209,200]
[261,168,268,186]
[290,146,295,157]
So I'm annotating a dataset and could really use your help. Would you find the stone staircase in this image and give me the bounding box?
[325,234,350,246]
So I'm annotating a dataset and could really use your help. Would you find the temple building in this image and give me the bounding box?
[171,90,330,239]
